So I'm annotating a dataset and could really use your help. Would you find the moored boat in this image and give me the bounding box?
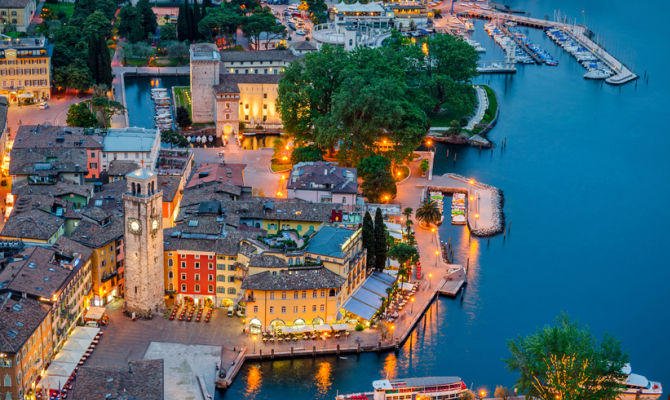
[429,191,445,225]
[451,193,466,225]
[619,364,662,400]
[336,376,468,400]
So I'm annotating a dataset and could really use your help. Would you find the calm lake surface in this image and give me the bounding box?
[124,75,189,128]
[217,0,670,397]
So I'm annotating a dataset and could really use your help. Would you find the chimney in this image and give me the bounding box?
[128,361,133,374]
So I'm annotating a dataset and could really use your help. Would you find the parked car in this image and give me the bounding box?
[38,102,48,109]
[296,29,306,35]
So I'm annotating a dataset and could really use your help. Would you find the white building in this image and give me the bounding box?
[101,127,161,172]
[286,161,358,205]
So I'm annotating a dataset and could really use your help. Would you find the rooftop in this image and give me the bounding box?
[0,294,50,354]
[306,226,358,258]
[11,180,93,198]
[0,246,80,299]
[190,43,220,61]
[248,253,288,269]
[106,160,140,177]
[0,36,46,46]
[241,266,345,291]
[291,41,317,51]
[215,73,283,94]
[158,175,181,203]
[219,49,296,63]
[103,128,159,153]
[9,147,88,176]
[13,125,102,150]
[0,207,63,241]
[332,1,386,13]
[70,359,165,400]
[287,161,358,194]
[186,162,246,189]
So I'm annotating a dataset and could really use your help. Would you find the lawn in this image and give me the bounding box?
[43,3,75,19]
[173,86,192,117]
[271,159,292,172]
[123,57,148,67]
[481,85,498,124]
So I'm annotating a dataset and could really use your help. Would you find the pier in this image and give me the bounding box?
[437,266,467,297]
[500,25,542,64]
[457,4,637,85]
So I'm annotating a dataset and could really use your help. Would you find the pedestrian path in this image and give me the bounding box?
[465,85,488,131]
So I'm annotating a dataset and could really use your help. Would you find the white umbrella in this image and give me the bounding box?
[196,136,202,143]
[208,136,213,142]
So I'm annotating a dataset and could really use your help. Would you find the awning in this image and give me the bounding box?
[331,323,352,331]
[18,92,34,99]
[52,349,80,364]
[341,297,378,321]
[84,307,106,321]
[388,230,402,240]
[37,375,69,391]
[69,326,100,341]
[314,324,332,332]
[400,282,416,291]
[340,272,396,321]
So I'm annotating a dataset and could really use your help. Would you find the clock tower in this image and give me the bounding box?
[123,168,165,316]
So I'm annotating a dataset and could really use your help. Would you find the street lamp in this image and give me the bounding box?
[252,334,257,353]
[434,250,439,267]
[390,324,395,341]
[410,297,415,314]
[479,390,487,400]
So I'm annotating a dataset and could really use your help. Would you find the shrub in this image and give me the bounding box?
[355,323,364,331]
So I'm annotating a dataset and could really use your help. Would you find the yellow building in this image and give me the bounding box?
[0,0,37,32]
[241,266,344,333]
[0,36,51,104]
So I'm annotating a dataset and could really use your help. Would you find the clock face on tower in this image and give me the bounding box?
[128,218,142,234]
[151,218,159,232]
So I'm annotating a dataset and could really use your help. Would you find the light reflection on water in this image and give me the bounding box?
[244,364,262,399]
[315,362,333,396]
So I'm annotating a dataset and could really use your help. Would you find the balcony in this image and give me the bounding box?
[245,296,256,303]
[101,271,118,283]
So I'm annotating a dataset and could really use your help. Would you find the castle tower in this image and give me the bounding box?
[123,168,165,316]
[190,43,220,123]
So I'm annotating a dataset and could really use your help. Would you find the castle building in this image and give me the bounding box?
[190,44,300,141]
[122,169,165,315]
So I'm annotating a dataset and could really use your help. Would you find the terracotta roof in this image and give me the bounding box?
[0,208,63,241]
[13,125,102,150]
[291,41,317,51]
[11,181,93,198]
[9,147,88,176]
[158,175,181,203]
[0,294,50,354]
[53,237,94,263]
[186,162,246,188]
[70,213,123,249]
[88,180,126,214]
[106,160,140,177]
[215,73,282,93]
[287,161,358,194]
[248,253,287,269]
[241,266,345,291]
[219,49,296,63]
[0,246,80,299]
[164,230,260,255]
[70,359,164,400]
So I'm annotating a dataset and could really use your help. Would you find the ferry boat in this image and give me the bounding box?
[429,191,445,225]
[336,376,468,400]
[451,193,466,225]
[619,364,662,400]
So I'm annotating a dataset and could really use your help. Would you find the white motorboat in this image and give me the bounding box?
[584,69,612,80]
[618,364,662,400]
[336,376,468,400]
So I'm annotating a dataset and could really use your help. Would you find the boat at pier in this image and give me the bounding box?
[619,364,662,400]
[451,193,466,225]
[429,191,445,225]
[336,376,468,400]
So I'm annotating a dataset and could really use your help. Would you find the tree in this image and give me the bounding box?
[419,159,429,176]
[304,0,327,24]
[448,119,461,136]
[402,207,413,233]
[416,199,441,227]
[87,34,112,86]
[66,102,97,127]
[165,41,189,61]
[242,9,286,51]
[160,23,177,42]
[362,211,375,269]
[177,2,189,41]
[290,145,323,164]
[90,97,125,128]
[358,155,396,203]
[373,208,387,272]
[137,0,158,36]
[83,11,112,39]
[118,5,141,39]
[54,59,93,92]
[505,314,628,400]
[197,6,240,41]
[175,106,192,128]
[161,129,190,147]
[388,243,418,276]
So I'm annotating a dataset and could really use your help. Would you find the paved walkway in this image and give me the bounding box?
[465,85,488,131]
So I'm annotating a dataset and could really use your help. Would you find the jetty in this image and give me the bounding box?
[456,4,637,85]
[500,25,542,64]
[437,266,467,297]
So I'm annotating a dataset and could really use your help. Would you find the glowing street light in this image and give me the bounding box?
[410,296,415,314]
[252,334,257,353]
[479,390,487,399]
[276,191,283,197]
[383,194,390,202]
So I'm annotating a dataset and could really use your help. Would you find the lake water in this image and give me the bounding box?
[218,0,670,397]
[124,75,189,129]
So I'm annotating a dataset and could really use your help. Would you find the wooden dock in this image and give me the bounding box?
[437,266,467,297]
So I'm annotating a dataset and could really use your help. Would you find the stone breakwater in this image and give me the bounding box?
[470,184,505,237]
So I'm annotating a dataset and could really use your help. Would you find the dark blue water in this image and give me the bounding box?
[124,75,189,128]
[221,0,670,398]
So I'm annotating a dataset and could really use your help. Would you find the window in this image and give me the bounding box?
[302,305,306,313]
[168,259,173,267]
[269,306,274,314]
[181,273,186,280]
[181,284,187,292]
[302,291,306,299]
[217,287,225,293]
[227,288,236,294]
[228,264,236,271]
[194,262,200,269]
[217,264,225,270]
[194,254,200,259]
[208,274,214,281]
[312,305,316,312]
[228,276,234,282]
[281,306,286,314]
[217,276,225,282]
[194,284,200,292]
[181,261,186,269]
[91,152,95,158]
[253,305,258,313]
[208,285,214,293]
[4,373,11,386]
[320,304,325,312]
[208,263,214,270]
[208,255,214,260]
[281,291,286,300]
[168,271,173,279]
[263,93,267,99]
[320,290,325,298]
[195,274,200,281]
[293,306,298,313]
[294,291,298,299]
[269,292,274,300]
[313,290,317,298]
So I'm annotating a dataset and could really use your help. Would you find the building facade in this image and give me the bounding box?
[101,128,161,172]
[0,0,36,32]
[0,36,51,103]
[122,169,165,315]
[287,161,358,205]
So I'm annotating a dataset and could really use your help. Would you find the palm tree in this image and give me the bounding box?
[398,265,410,285]
[402,207,414,235]
[416,199,441,227]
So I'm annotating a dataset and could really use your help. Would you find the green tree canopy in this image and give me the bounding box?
[388,243,418,268]
[160,23,177,42]
[54,59,93,92]
[241,9,285,51]
[90,97,125,128]
[119,5,146,42]
[197,7,240,41]
[415,199,441,227]
[83,11,112,39]
[505,314,628,400]
[87,34,113,86]
[362,211,375,269]
[161,129,190,147]
[358,155,396,203]
[66,102,97,127]
[176,106,192,128]
[136,0,158,36]
[290,145,323,164]
[373,208,387,272]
